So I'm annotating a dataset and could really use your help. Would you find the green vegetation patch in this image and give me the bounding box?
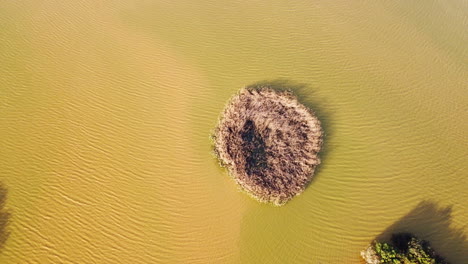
[361,233,449,264]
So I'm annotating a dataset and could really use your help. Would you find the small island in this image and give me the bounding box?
[361,233,449,264]
[213,86,323,205]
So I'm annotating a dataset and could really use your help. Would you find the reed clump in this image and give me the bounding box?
[213,86,323,205]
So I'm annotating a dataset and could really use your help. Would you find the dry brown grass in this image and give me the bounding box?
[0,182,9,252]
[213,86,323,205]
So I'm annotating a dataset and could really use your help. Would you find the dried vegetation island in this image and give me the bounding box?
[213,87,323,205]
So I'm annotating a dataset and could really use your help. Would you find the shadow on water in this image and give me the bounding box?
[376,201,468,264]
[247,79,334,183]
[0,182,10,253]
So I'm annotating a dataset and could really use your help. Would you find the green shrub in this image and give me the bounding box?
[362,233,449,264]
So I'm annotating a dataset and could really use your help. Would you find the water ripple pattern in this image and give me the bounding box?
[0,0,467,263]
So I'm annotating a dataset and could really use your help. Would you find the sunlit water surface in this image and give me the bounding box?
[0,1,467,263]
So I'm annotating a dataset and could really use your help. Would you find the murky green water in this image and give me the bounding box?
[1,1,467,263]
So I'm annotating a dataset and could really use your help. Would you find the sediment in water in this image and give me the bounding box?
[213,86,323,205]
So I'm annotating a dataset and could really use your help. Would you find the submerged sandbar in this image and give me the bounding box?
[213,87,323,205]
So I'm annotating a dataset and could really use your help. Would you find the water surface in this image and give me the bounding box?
[0,0,467,263]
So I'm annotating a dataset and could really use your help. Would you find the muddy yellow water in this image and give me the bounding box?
[0,1,467,263]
